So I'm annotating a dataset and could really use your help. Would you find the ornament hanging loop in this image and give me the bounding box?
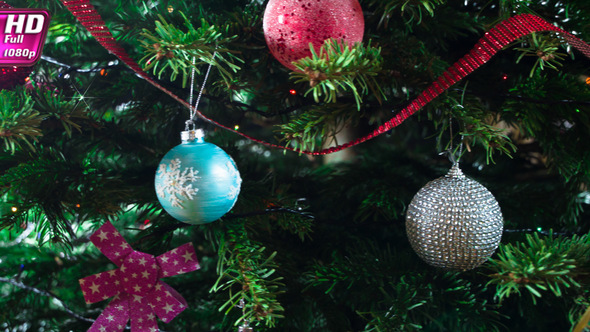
[444,109,465,166]
[186,52,217,125]
[236,297,253,331]
[182,52,217,142]
[440,149,458,165]
[185,119,195,131]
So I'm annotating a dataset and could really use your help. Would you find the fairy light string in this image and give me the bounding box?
[60,0,590,155]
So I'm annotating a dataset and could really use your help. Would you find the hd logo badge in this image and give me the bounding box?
[0,9,50,66]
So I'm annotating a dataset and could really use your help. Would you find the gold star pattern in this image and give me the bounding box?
[89,282,100,294]
[97,230,109,241]
[163,303,174,314]
[181,251,193,262]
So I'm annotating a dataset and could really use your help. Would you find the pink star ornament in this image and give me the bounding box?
[79,221,200,331]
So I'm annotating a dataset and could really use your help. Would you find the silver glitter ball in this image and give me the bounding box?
[405,164,503,271]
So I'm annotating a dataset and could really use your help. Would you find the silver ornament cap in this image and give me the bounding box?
[405,163,503,271]
[238,325,253,332]
[181,128,205,143]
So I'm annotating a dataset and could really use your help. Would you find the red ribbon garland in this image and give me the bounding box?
[60,0,590,155]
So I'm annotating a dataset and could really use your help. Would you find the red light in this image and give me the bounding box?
[289,89,297,95]
[502,74,508,80]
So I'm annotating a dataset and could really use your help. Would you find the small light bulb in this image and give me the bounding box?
[234,125,240,131]
[289,89,297,95]
[11,206,18,212]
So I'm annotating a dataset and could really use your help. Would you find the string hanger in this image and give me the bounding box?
[236,297,253,332]
[440,111,464,165]
[185,52,217,131]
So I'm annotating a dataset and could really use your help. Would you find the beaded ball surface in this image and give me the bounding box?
[155,130,241,224]
[405,164,503,271]
[263,0,364,71]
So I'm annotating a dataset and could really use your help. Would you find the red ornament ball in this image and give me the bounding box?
[263,0,365,71]
[0,66,32,90]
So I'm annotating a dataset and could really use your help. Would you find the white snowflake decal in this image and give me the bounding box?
[156,159,200,208]
[226,160,241,200]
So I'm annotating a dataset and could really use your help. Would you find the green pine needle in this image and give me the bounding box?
[0,88,44,153]
[367,0,445,28]
[211,221,285,327]
[277,103,357,153]
[139,12,241,86]
[486,231,590,304]
[514,32,569,78]
[290,39,386,111]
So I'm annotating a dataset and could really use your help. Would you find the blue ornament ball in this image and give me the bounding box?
[155,129,241,224]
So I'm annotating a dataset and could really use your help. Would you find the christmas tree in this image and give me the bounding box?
[1,0,590,331]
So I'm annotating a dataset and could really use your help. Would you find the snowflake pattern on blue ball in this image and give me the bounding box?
[226,161,242,200]
[156,158,200,208]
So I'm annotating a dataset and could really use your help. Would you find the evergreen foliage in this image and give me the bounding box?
[486,231,590,304]
[0,0,590,331]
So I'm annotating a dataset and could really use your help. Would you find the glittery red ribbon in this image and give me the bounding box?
[61,0,590,155]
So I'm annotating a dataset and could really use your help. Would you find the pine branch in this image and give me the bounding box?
[357,272,505,332]
[211,221,285,328]
[0,88,44,153]
[139,12,241,86]
[291,39,385,111]
[0,276,93,323]
[0,157,55,188]
[514,32,570,77]
[277,103,359,152]
[500,72,590,183]
[428,91,517,164]
[486,231,590,305]
[366,0,445,28]
[32,86,88,137]
[0,151,96,247]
